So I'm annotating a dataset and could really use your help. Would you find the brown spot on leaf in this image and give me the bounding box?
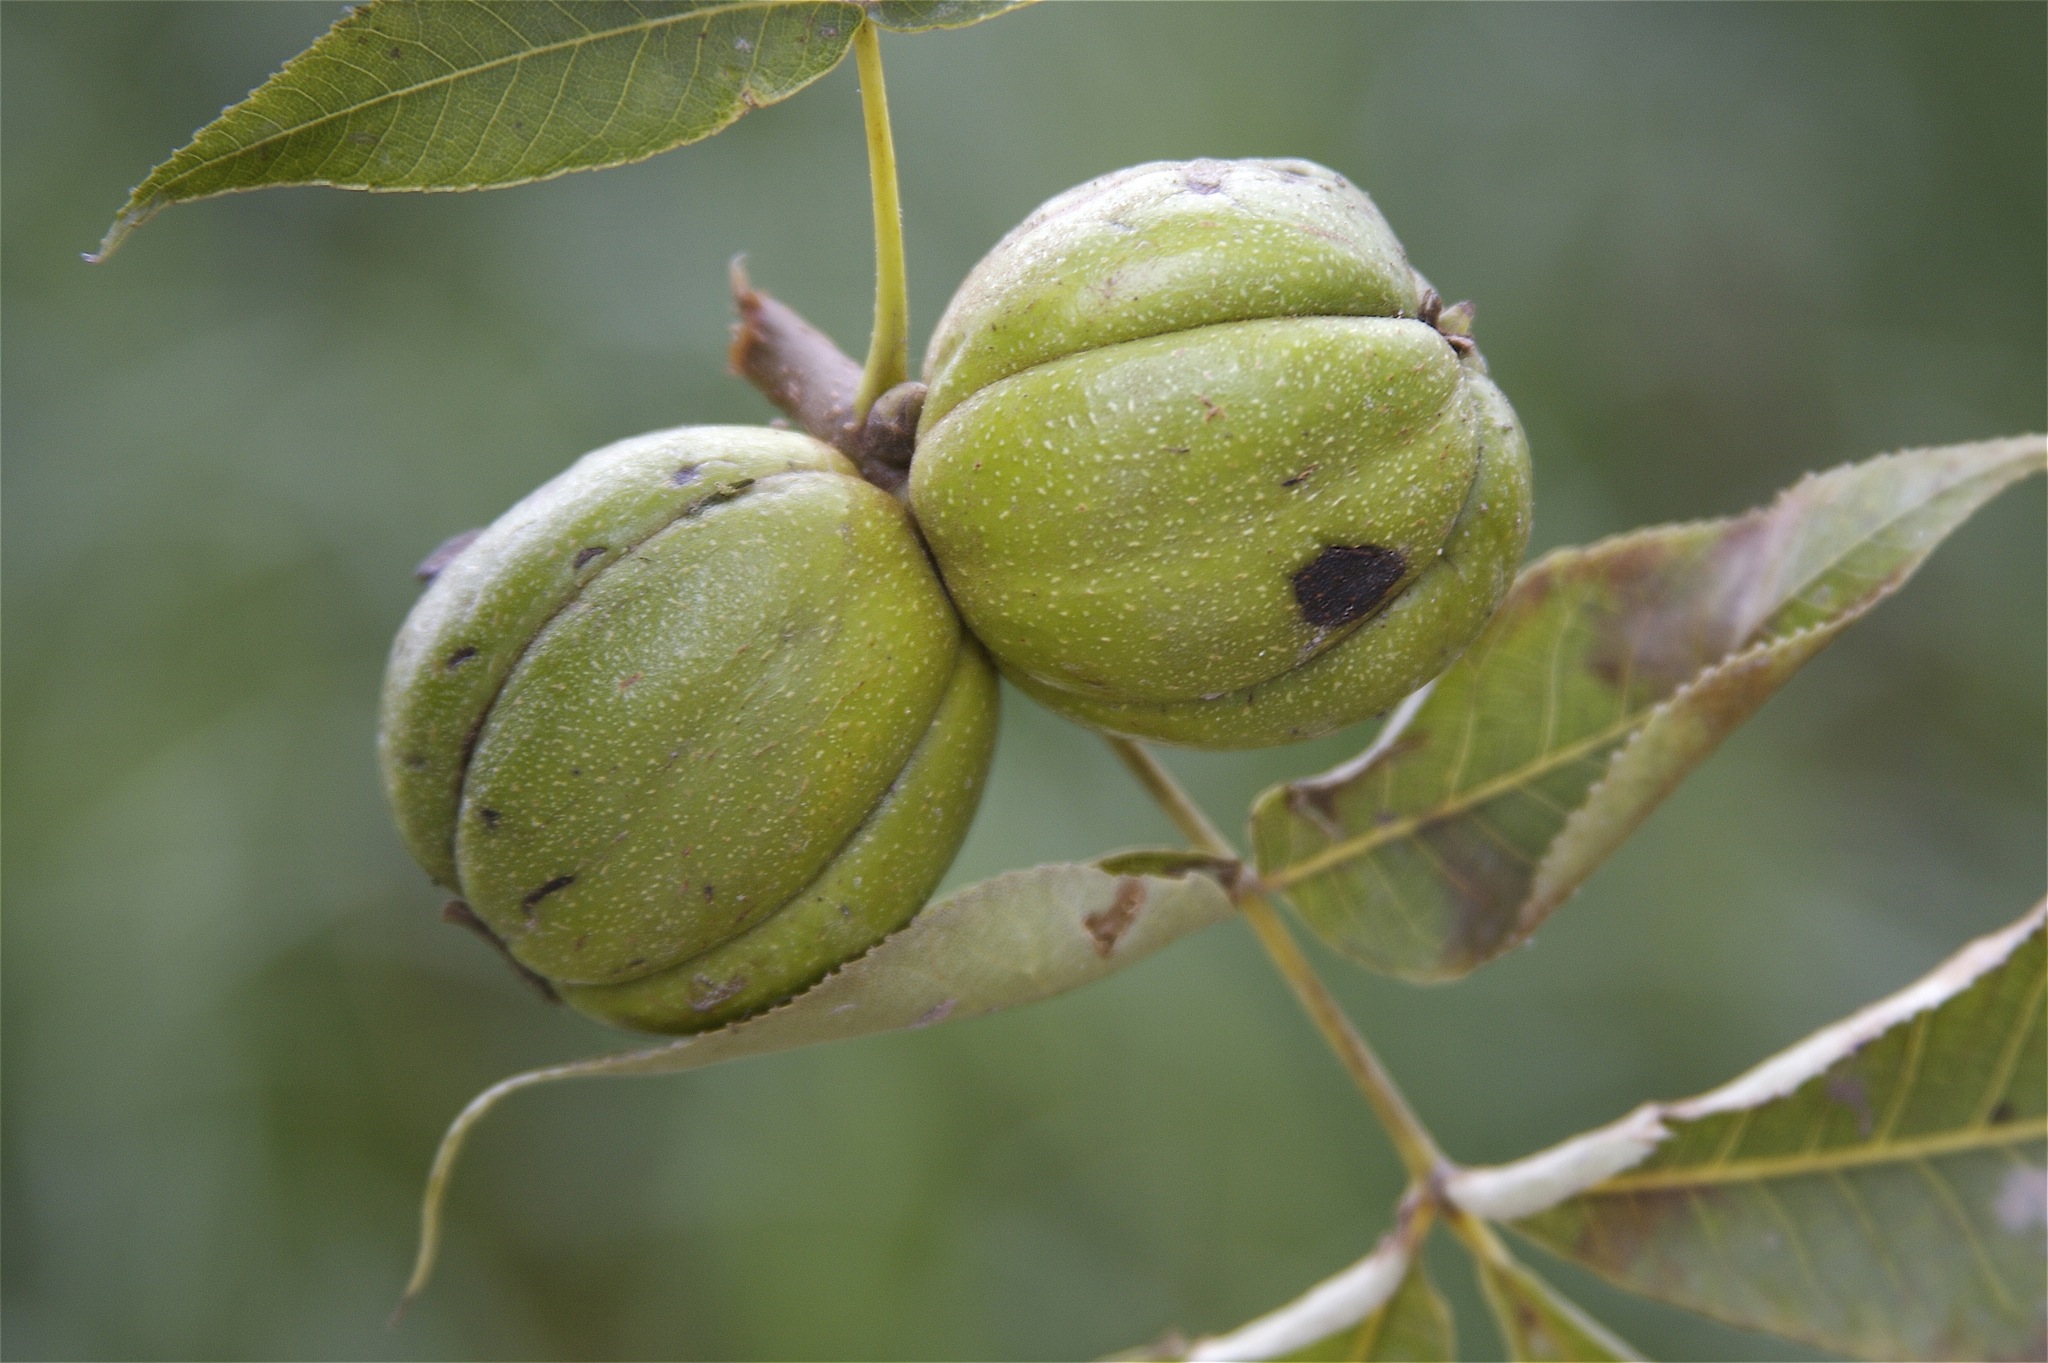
[1293,545,1407,628]
[1084,878,1147,957]
[1827,1074,1874,1137]
[1415,819,1538,968]
[1583,516,1777,696]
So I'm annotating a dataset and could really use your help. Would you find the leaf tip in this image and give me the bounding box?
[88,200,155,264]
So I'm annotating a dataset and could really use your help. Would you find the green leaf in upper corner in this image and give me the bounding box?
[1474,1250,1642,1362]
[1249,436,2045,982]
[95,0,866,260]
[1463,902,2047,1363]
[868,0,1036,32]
[1278,1260,1456,1362]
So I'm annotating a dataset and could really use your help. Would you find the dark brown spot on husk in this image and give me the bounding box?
[1084,878,1147,957]
[478,807,500,828]
[521,874,576,919]
[573,545,607,570]
[680,479,754,518]
[1293,545,1407,628]
[671,464,702,485]
[444,646,478,670]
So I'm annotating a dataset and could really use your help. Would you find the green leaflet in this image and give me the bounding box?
[1446,903,2048,1362]
[1142,1228,1431,1363]
[1251,436,2046,981]
[1274,1260,1456,1362]
[399,853,1235,1312]
[94,0,1032,259]
[1473,1251,1642,1362]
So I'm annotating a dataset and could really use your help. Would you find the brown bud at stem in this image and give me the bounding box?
[727,258,923,496]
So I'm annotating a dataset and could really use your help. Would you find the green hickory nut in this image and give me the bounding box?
[910,158,1533,749]
[379,426,999,1035]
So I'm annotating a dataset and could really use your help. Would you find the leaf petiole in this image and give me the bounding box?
[852,18,910,420]
[1103,735,1451,1183]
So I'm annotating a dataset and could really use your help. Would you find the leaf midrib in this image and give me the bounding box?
[1578,1116,2047,1194]
[150,0,810,195]
[1266,715,1637,889]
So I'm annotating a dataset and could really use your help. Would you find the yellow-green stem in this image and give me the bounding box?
[852,20,908,419]
[1105,733,1233,854]
[1441,1203,1516,1268]
[1103,736,1449,1182]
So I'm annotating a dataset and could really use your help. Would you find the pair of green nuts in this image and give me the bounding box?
[379,159,1532,1034]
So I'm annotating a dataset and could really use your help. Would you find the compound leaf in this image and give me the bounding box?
[1474,1250,1642,1362]
[95,0,1031,259]
[1448,902,2048,1362]
[1251,436,2045,981]
[401,853,1235,1312]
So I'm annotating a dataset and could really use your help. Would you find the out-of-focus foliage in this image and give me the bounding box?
[4,5,2042,1360]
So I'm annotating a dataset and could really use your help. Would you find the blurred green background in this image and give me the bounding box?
[4,5,2042,1360]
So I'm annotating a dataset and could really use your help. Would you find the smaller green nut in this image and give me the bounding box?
[379,426,998,1035]
[911,158,1532,748]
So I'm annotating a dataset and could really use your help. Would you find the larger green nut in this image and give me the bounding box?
[379,426,998,1035]
[911,158,1532,748]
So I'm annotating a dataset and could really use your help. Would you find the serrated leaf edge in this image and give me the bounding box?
[1446,900,2048,1221]
[96,0,857,260]
[1266,436,2046,895]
